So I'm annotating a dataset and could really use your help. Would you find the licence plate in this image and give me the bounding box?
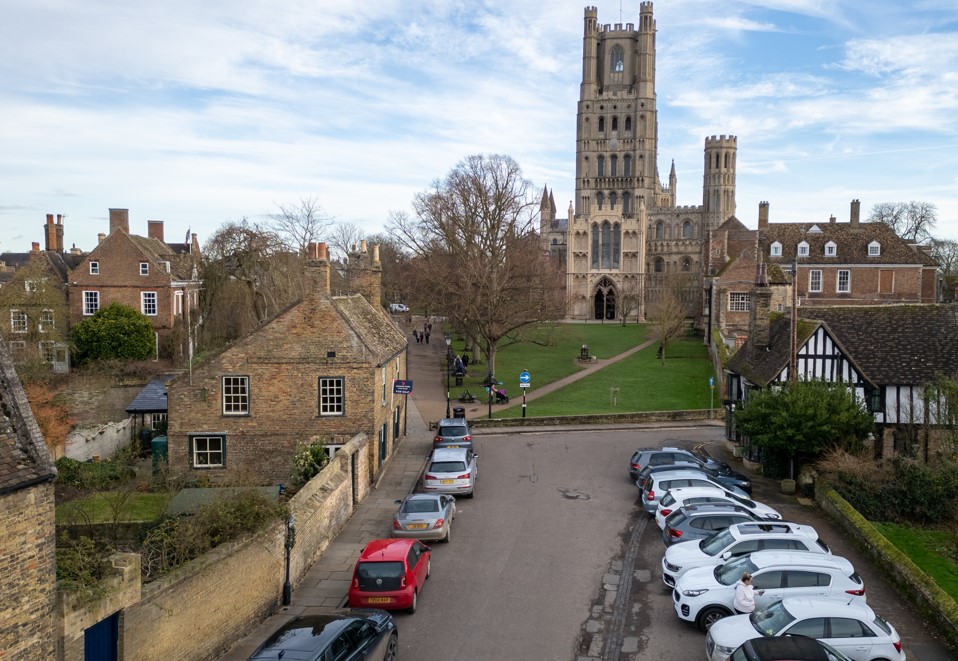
[445,445,460,448]
[408,523,428,529]
[440,479,454,484]
[368,597,391,604]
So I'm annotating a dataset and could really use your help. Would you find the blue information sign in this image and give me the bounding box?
[393,379,413,395]
[519,370,531,388]
[708,376,715,388]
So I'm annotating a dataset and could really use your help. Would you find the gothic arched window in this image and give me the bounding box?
[610,155,618,176]
[598,116,605,133]
[682,221,693,238]
[654,257,664,273]
[682,257,692,272]
[597,155,605,177]
[611,45,624,72]
[596,192,605,209]
[655,221,664,240]
[591,224,600,269]
[622,193,631,214]
[609,192,618,210]
[624,155,632,176]
[611,117,618,131]
[625,117,632,132]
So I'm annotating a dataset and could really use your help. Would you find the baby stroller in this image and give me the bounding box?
[494,387,510,404]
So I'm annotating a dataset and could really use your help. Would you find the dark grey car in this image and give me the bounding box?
[248,609,398,661]
[661,503,759,546]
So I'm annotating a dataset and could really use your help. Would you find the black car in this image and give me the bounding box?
[727,635,853,660]
[628,447,698,481]
[634,457,752,494]
[248,609,398,661]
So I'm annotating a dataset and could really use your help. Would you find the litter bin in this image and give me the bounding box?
[452,406,466,420]
[455,374,464,386]
[151,435,168,477]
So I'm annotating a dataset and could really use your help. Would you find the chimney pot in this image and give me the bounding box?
[850,199,861,228]
[31,242,40,253]
[109,208,130,234]
[98,233,106,244]
[829,215,836,223]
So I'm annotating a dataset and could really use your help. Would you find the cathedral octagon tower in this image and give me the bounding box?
[555,3,737,322]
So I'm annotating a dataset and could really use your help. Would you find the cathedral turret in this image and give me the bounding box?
[581,7,599,99]
[668,159,677,206]
[703,135,737,230]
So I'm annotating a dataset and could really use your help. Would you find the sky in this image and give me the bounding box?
[2,0,957,255]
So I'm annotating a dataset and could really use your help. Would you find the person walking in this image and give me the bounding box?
[733,572,763,615]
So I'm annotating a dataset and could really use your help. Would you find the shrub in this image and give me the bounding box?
[56,457,136,490]
[292,441,330,486]
[56,534,113,605]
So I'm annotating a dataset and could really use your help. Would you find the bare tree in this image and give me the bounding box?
[388,154,566,379]
[269,195,334,254]
[617,275,643,325]
[199,219,304,350]
[326,221,366,263]
[647,275,695,363]
[931,238,958,303]
[868,201,938,243]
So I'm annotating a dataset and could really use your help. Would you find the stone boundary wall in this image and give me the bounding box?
[816,486,958,650]
[120,433,369,661]
[468,409,719,429]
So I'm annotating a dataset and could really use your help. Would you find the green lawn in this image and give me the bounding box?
[56,492,171,524]
[444,322,716,417]
[872,522,958,601]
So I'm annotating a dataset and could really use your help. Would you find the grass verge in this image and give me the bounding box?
[56,492,171,524]
[872,522,958,601]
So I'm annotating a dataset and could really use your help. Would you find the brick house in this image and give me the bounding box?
[0,334,59,657]
[724,299,958,459]
[165,242,409,486]
[67,209,201,361]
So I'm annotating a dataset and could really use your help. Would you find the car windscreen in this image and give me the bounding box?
[439,425,469,437]
[749,600,795,636]
[700,528,735,555]
[716,555,758,586]
[403,499,440,513]
[815,537,831,553]
[430,461,467,473]
[356,561,404,591]
[660,492,676,507]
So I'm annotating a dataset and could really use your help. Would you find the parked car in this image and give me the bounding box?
[655,487,781,529]
[662,521,830,588]
[422,447,478,497]
[723,635,853,661]
[674,550,865,630]
[641,469,748,515]
[662,504,760,547]
[348,538,431,614]
[629,446,699,481]
[392,493,456,542]
[433,417,473,449]
[705,598,904,661]
[388,303,409,313]
[630,447,752,493]
[247,609,398,661]
[635,461,702,489]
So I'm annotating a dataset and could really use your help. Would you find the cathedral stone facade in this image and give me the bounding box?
[542,3,737,321]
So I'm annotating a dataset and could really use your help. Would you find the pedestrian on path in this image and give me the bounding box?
[733,572,762,614]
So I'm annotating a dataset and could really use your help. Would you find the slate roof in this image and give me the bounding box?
[126,373,177,414]
[333,294,408,365]
[0,334,57,494]
[762,221,938,266]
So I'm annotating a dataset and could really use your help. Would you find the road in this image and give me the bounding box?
[396,426,953,661]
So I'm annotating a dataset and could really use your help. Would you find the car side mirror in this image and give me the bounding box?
[721,551,731,560]
[394,499,403,504]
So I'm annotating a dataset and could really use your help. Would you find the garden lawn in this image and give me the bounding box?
[872,522,958,602]
[498,337,716,417]
[56,492,171,524]
[448,322,647,401]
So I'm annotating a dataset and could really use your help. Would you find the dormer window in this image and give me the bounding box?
[868,241,881,256]
[797,241,809,257]
[824,241,837,257]
[139,262,149,276]
[770,242,782,257]
[90,261,99,275]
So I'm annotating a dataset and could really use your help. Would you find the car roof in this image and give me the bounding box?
[648,469,712,483]
[727,522,817,538]
[249,612,361,660]
[359,538,417,562]
[678,503,752,516]
[438,418,469,426]
[743,636,837,661]
[667,486,736,499]
[404,493,445,502]
[431,447,470,460]
[779,597,874,619]
[744,551,853,572]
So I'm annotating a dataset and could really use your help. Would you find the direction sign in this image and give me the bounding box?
[519,370,531,388]
[708,376,715,388]
[393,379,413,395]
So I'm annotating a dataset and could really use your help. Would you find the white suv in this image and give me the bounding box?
[655,486,780,530]
[422,447,478,497]
[673,550,864,631]
[661,521,829,588]
[641,469,747,515]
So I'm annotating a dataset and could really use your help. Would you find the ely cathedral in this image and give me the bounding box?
[541,3,737,321]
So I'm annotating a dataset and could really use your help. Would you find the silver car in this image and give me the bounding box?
[423,447,478,497]
[392,493,457,542]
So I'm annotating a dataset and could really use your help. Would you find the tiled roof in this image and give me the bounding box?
[126,373,177,414]
[762,221,938,266]
[333,294,408,365]
[716,215,749,232]
[0,336,57,494]
[726,315,819,387]
[128,235,199,280]
[802,304,958,385]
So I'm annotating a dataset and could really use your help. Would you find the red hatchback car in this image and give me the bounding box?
[348,538,431,614]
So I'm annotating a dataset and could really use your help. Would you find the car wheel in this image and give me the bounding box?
[384,632,399,661]
[697,607,730,631]
[407,590,417,614]
[444,524,452,543]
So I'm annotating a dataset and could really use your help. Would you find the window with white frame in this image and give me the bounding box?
[39,341,56,363]
[150,412,167,429]
[324,444,345,462]
[89,261,99,275]
[39,309,54,332]
[809,270,822,292]
[174,290,184,315]
[868,241,881,256]
[381,366,387,405]
[770,242,782,257]
[319,377,345,416]
[797,241,809,257]
[83,291,99,315]
[10,310,27,333]
[837,270,851,293]
[222,376,250,415]
[728,292,750,312]
[824,241,837,257]
[24,279,41,292]
[141,291,158,316]
[139,262,149,276]
[190,434,225,468]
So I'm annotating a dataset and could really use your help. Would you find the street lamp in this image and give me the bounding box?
[445,334,452,418]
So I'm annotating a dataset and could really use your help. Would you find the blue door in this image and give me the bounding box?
[84,611,118,661]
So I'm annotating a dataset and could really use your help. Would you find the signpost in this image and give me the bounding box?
[708,376,715,419]
[519,370,531,418]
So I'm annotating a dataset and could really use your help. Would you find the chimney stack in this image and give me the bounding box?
[758,201,769,230]
[305,242,331,295]
[44,213,57,251]
[98,233,106,244]
[850,199,860,228]
[147,220,165,242]
[56,214,64,252]
[31,242,40,254]
[109,208,130,234]
[829,215,836,223]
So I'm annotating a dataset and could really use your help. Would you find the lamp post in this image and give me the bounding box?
[445,334,452,418]
[282,514,296,605]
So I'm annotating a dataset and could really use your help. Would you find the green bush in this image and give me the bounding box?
[834,457,958,525]
[292,442,330,486]
[71,302,156,365]
[56,534,113,605]
[56,457,136,490]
